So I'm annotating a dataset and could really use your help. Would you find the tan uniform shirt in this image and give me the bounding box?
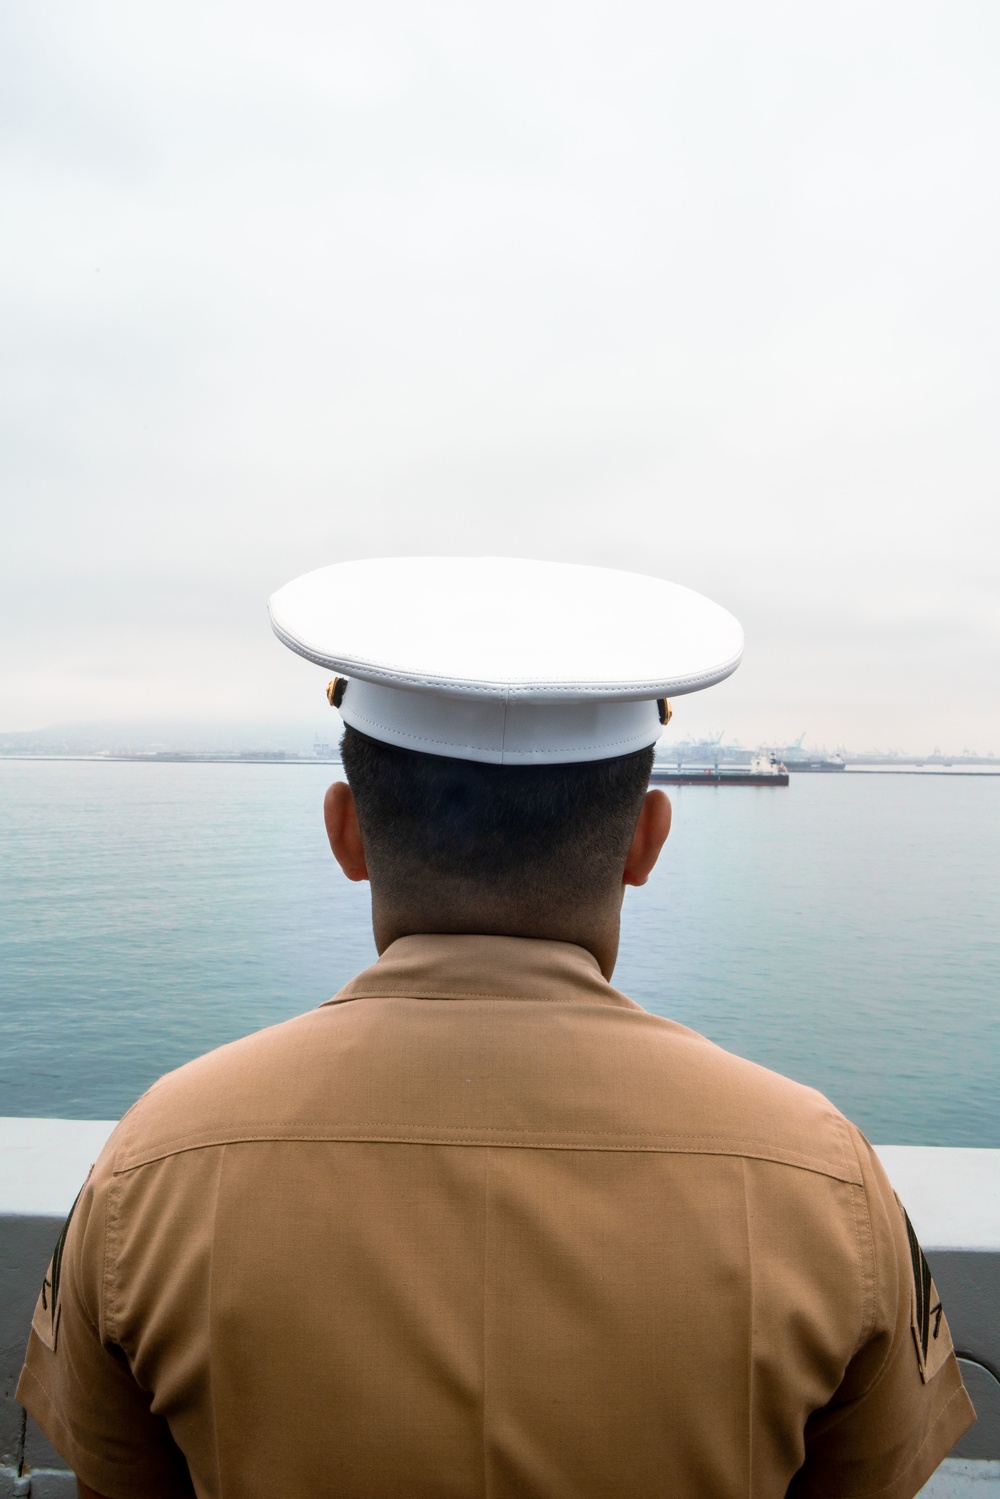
[19,934,974,1498]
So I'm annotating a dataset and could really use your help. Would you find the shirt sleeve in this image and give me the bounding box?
[788,1131,976,1499]
[16,1138,194,1499]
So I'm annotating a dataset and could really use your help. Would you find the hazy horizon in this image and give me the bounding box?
[3,3,998,751]
[1,714,995,760]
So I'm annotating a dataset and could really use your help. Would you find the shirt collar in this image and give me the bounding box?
[326,933,639,1010]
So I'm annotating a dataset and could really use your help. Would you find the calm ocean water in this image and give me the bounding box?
[0,760,997,1144]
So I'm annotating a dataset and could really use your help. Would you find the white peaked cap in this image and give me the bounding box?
[269,557,743,766]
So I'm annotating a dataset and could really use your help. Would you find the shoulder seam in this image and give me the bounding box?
[112,1132,862,1184]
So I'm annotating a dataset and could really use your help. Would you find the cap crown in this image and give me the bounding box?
[269,557,742,700]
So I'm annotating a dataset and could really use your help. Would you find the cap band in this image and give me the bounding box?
[340,678,662,765]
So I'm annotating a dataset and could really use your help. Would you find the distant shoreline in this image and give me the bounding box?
[1,755,999,776]
[0,754,346,766]
[843,766,1000,777]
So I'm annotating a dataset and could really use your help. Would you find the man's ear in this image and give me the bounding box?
[323,782,369,883]
[623,789,671,888]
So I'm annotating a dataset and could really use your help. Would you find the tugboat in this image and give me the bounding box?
[776,735,845,772]
[782,753,845,773]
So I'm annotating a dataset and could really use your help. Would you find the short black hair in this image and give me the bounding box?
[340,726,653,905]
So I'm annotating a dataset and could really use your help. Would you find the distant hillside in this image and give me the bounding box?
[0,719,327,757]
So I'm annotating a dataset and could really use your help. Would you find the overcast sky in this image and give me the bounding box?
[3,1,998,752]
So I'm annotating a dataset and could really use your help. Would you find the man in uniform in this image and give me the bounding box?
[19,557,974,1498]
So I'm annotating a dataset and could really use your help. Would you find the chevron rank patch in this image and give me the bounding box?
[901,1203,954,1382]
[30,1187,83,1354]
